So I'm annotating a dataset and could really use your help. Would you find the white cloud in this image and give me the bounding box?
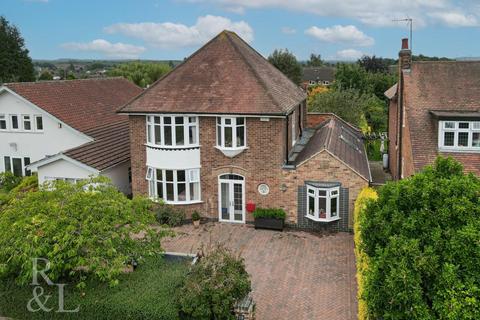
[429,11,479,27]
[184,0,479,28]
[104,15,254,49]
[334,49,364,60]
[305,25,374,46]
[61,39,146,59]
[281,26,296,34]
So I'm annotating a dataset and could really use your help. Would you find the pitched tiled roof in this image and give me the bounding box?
[119,31,306,115]
[5,78,142,134]
[64,120,130,171]
[402,61,480,174]
[292,117,371,181]
[302,67,335,82]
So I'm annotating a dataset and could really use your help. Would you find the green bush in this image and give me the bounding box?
[0,174,38,208]
[153,203,186,227]
[191,211,201,221]
[359,157,480,319]
[178,245,251,319]
[0,176,170,288]
[0,171,22,192]
[253,207,286,220]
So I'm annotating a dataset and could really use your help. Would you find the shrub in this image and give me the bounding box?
[0,174,38,208]
[191,211,201,221]
[0,172,21,192]
[353,187,378,320]
[153,203,186,227]
[359,157,480,319]
[178,245,251,319]
[0,176,170,287]
[253,207,286,220]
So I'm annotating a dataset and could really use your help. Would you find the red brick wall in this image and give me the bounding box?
[129,115,148,196]
[388,99,399,179]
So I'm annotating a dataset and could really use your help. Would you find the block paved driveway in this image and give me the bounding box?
[162,223,357,320]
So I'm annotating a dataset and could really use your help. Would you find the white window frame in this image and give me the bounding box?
[22,115,32,131]
[291,111,296,146]
[216,117,247,150]
[147,167,201,204]
[0,114,7,131]
[3,156,31,177]
[10,114,19,131]
[146,115,199,148]
[306,185,340,222]
[34,115,44,131]
[438,120,480,152]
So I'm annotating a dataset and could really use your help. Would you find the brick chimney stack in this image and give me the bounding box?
[399,38,412,70]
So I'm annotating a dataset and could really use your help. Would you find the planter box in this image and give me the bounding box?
[254,217,284,231]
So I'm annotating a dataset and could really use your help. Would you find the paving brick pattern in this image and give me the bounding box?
[162,223,358,320]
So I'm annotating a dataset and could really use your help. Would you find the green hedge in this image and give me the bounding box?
[0,257,188,319]
[253,208,286,220]
[358,157,480,319]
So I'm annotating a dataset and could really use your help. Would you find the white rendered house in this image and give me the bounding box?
[0,78,142,194]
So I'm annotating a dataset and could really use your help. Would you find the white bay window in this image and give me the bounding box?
[306,185,340,222]
[147,168,201,204]
[146,115,199,148]
[439,120,480,151]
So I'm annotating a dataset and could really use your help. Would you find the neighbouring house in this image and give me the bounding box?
[386,38,480,179]
[119,30,370,231]
[301,66,335,89]
[0,78,142,194]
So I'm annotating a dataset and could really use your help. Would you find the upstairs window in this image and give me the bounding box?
[306,185,340,222]
[216,117,246,149]
[22,115,32,131]
[0,115,6,130]
[439,121,480,150]
[146,115,198,148]
[10,115,19,130]
[35,115,43,131]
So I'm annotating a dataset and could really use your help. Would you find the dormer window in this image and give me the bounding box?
[216,117,247,157]
[439,120,480,151]
[146,115,199,148]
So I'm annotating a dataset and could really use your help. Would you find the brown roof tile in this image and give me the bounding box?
[64,120,130,171]
[119,30,306,115]
[294,117,371,181]
[403,61,480,174]
[5,77,142,133]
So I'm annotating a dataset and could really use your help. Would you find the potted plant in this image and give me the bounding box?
[192,211,201,228]
[253,208,286,231]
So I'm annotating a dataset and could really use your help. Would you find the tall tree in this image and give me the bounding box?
[38,70,53,81]
[306,53,324,67]
[358,55,395,73]
[268,49,302,85]
[0,16,35,83]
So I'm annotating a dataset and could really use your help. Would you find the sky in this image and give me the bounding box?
[2,0,480,61]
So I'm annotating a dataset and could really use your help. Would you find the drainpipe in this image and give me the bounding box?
[285,114,289,164]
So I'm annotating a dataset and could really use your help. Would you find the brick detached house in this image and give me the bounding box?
[386,39,480,179]
[119,31,371,231]
[0,78,142,194]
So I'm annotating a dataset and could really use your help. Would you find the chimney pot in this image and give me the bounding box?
[401,38,409,50]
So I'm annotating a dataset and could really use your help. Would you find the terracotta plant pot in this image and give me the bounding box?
[193,219,200,228]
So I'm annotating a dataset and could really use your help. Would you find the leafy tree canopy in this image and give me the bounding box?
[38,70,53,81]
[108,62,171,88]
[359,157,480,319]
[268,49,303,85]
[358,55,395,73]
[305,53,324,67]
[0,177,170,288]
[0,16,35,83]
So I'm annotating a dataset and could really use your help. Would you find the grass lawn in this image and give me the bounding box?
[0,256,190,320]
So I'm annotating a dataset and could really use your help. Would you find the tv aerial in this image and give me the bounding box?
[393,18,413,51]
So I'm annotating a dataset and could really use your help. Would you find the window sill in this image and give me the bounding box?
[214,146,248,158]
[145,143,201,150]
[305,215,341,223]
[150,198,203,206]
[439,147,480,154]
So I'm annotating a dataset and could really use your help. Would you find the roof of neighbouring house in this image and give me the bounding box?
[401,61,480,175]
[64,120,130,171]
[291,117,371,181]
[118,30,306,115]
[302,67,335,82]
[3,77,142,133]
